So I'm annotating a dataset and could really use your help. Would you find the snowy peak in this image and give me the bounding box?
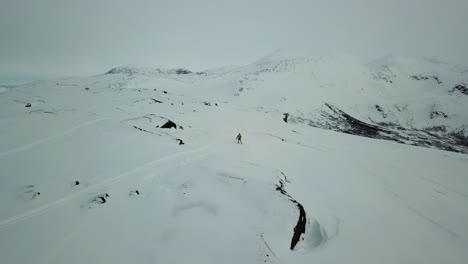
[249,51,366,72]
[369,56,468,83]
[369,56,467,72]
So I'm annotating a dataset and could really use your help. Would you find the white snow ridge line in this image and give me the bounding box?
[0,118,105,158]
[0,142,217,230]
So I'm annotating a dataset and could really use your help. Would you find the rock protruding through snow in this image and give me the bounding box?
[160,120,177,129]
[275,179,308,250]
[289,103,468,154]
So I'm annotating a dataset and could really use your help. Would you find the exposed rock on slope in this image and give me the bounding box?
[289,103,468,153]
[106,66,192,76]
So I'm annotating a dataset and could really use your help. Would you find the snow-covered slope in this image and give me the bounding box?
[1,53,468,264]
[226,53,468,152]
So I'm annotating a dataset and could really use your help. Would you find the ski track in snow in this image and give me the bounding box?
[0,142,219,230]
[418,175,468,199]
[384,187,458,238]
[0,118,105,158]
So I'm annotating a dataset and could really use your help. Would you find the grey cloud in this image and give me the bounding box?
[0,0,467,77]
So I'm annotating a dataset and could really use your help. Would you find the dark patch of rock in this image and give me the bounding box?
[275,180,307,250]
[93,193,110,204]
[449,129,468,147]
[321,103,382,138]
[430,110,448,119]
[290,102,468,154]
[175,69,192,74]
[425,126,447,133]
[151,98,163,103]
[291,202,307,250]
[374,105,388,118]
[161,120,177,129]
[450,84,468,95]
[410,75,442,84]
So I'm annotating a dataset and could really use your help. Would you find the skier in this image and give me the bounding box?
[236,133,243,144]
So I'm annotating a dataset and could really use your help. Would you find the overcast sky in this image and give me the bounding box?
[0,0,467,77]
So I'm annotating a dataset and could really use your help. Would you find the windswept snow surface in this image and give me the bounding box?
[1,54,468,264]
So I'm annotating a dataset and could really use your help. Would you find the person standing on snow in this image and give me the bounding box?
[236,133,243,144]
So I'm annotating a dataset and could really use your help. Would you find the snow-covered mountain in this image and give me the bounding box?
[1,53,467,264]
[226,54,468,153]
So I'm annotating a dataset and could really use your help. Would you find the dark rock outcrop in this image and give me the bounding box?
[450,84,468,95]
[160,120,177,129]
[430,110,448,119]
[291,203,307,250]
[411,75,442,84]
[275,180,307,250]
[150,98,163,104]
[130,190,140,195]
[175,69,192,74]
[290,103,468,154]
[105,67,192,75]
[93,193,110,204]
[449,128,468,147]
[372,66,396,83]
